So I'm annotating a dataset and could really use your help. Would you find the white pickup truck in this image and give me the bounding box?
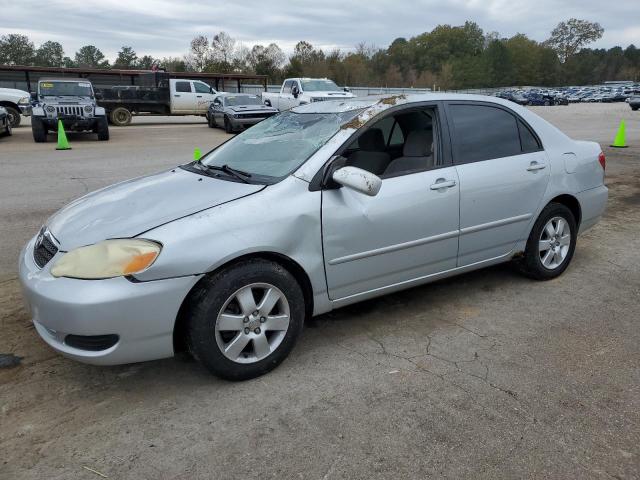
[0,87,32,127]
[96,76,220,126]
[262,78,354,111]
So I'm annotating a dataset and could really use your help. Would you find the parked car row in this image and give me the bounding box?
[496,83,640,108]
[495,89,568,106]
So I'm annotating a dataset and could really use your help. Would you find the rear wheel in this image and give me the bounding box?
[186,259,305,380]
[4,107,21,127]
[31,117,47,142]
[517,203,577,280]
[632,106,639,111]
[109,107,132,126]
[96,116,109,140]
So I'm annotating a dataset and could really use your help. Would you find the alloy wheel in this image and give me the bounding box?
[538,216,571,270]
[215,283,290,363]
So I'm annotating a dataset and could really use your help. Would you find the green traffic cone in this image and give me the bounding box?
[611,120,628,148]
[193,147,201,161]
[55,120,71,150]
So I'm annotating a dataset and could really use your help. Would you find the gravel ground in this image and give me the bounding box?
[0,103,638,479]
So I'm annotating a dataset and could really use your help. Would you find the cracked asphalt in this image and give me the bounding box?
[1,105,639,479]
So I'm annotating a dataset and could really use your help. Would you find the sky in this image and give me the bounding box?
[2,0,639,61]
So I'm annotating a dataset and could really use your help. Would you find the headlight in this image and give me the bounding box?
[50,239,161,279]
[18,96,30,105]
[46,105,55,113]
[84,105,93,113]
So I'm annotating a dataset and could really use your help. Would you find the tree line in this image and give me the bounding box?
[1,19,639,89]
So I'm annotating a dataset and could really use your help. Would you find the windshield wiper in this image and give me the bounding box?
[201,164,252,183]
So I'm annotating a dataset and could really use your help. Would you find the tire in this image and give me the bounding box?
[0,121,11,137]
[185,259,305,380]
[207,113,216,128]
[632,107,639,111]
[4,107,21,127]
[517,203,577,280]
[96,116,109,141]
[224,116,233,134]
[31,117,47,142]
[109,107,132,126]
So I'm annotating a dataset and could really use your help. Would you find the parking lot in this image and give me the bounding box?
[1,103,639,479]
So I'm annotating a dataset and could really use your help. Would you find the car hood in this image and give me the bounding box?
[305,91,354,98]
[0,87,30,98]
[47,168,264,250]
[227,105,277,113]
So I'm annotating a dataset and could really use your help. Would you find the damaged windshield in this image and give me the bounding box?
[199,110,362,182]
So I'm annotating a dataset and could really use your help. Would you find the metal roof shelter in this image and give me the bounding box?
[0,65,268,93]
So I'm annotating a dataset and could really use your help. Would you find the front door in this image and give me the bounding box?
[193,81,216,114]
[446,102,551,266]
[321,105,460,300]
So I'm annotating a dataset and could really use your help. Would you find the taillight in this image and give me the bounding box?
[598,151,606,170]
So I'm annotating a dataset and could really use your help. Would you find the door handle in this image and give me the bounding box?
[430,179,457,190]
[527,162,546,171]
[197,95,203,98]
[174,94,181,97]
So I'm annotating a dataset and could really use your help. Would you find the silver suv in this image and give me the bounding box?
[31,79,109,142]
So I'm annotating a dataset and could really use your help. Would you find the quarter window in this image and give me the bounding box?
[175,81,192,93]
[450,104,522,163]
[518,119,542,152]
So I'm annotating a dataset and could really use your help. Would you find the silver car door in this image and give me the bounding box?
[321,105,460,301]
[446,102,550,267]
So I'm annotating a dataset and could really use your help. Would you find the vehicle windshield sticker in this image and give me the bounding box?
[41,83,53,88]
[78,82,91,87]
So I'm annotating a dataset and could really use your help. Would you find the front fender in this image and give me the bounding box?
[132,176,331,315]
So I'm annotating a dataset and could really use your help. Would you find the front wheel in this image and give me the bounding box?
[186,259,305,380]
[224,116,233,133]
[207,113,216,128]
[32,118,47,142]
[1,121,11,137]
[517,203,577,280]
[96,116,109,140]
[5,107,21,127]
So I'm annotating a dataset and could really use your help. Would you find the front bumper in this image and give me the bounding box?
[19,105,32,116]
[229,115,275,129]
[42,116,97,131]
[19,234,202,365]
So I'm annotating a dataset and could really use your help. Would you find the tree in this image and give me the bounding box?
[137,55,157,70]
[74,45,110,68]
[35,41,65,67]
[483,40,514,87]
[0,34,35,65]
[114,46,138,69]
[187,35,210,71]
[211,32,236,66]
[246,43,284,79]
[547,18,604,62]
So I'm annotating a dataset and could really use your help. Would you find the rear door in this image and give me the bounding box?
[193,81,216,113]
[171,80,196,113]
[445,102,550,266]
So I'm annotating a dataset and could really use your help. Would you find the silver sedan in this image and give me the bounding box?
[19,94,608,380]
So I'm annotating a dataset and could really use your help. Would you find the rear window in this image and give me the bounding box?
[175,81,191,93]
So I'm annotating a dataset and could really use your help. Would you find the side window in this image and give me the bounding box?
[175,81,192,93]
[518,119,542,152]
[449,104,521,163]
[213,98,222,106]
[194,82,211,94]
[283,80,293,93]
[290,81,300,93]
[389,121,404,146]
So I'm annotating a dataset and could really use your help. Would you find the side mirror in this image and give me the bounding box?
[30,92,38,100]
[343,86,350,92]
[332,166,382,197]
[292,86,299,98]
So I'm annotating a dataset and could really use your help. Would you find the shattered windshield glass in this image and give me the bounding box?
[200,110,363,181]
